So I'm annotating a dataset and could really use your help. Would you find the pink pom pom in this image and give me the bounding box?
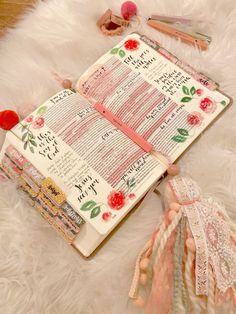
[133,295,145,307]
[140,257,149,271]
[121,1,137,20]
[140,273,148,285]
[62,79,72,89]
[167,164,180,176]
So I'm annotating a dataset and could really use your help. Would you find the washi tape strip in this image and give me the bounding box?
[35,197,56,217]
[23,163,45,187]
[1,155,22,180]
[41,177,66,207]
[34,200,78,243]
[18,189,35,206]
[62,203,85,228]
[52,217,77,243]
[57,212,80,235]
[34,202,55,225]
[37,192,60,215]
[21,173,40,194]
[0,165,10,181]
[19,177,38,198]
[5,145,30,169]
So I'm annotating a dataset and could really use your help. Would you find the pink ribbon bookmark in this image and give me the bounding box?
[94,103,153,153]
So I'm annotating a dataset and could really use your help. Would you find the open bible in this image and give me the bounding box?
[0,33,231,256]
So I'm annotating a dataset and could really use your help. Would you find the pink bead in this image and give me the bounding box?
[170,202,181,212]
[140,273,147,285]
[140,257,149,271]
[62,79,72,89]
[168,210,176,221]
[167,164,180,176]
[186,238,196,252]
[121,1,137,20]
[133,296,145,307]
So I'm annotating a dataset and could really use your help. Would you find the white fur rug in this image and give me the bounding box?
[0,0,236,313]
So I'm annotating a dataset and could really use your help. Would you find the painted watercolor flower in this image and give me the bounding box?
[199,97,217,113]
[102,212,112,221]
[32,117,45,129]
[124,39,140,51]
[187,112,203,126]
[108,191,126,210]
[195,88,203,96]
[25,115,33,123]
[128,193,136,199]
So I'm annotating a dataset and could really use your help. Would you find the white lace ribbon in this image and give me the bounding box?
[168,176,236,295]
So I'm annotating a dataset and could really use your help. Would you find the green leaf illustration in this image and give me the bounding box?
[23,142,28,150]
[177,128,189,136]
[22,133,28,142]
[36,106,47,116]
[190,86,196,95]
[21,125,27,132]
[130,177,135,183]
[90,206,101,219]
[181,97,192,103]
[220,100,226,106]
[29,146,34,154]
[81,200,96,211]
[182,86,189,95]
[127,177,136,188]
[119,49,125,57]
[171,135,187,143]
[30,140,37,147]
[110,48,119,55]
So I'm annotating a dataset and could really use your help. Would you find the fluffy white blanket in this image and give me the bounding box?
[0,0,235,313]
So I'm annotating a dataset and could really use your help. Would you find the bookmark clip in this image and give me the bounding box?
[147,18,210,50]
[94,103,153,153]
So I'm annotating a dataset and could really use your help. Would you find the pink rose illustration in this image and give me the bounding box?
[199,97,216,113]
[187,112,203,126]
[124,39,140,51]
[32,117,45,129]
[25,115,33,123]
[108,191,125,210]
[128,193,136,199]
[102,212,112,221]
[195,88,203,96]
